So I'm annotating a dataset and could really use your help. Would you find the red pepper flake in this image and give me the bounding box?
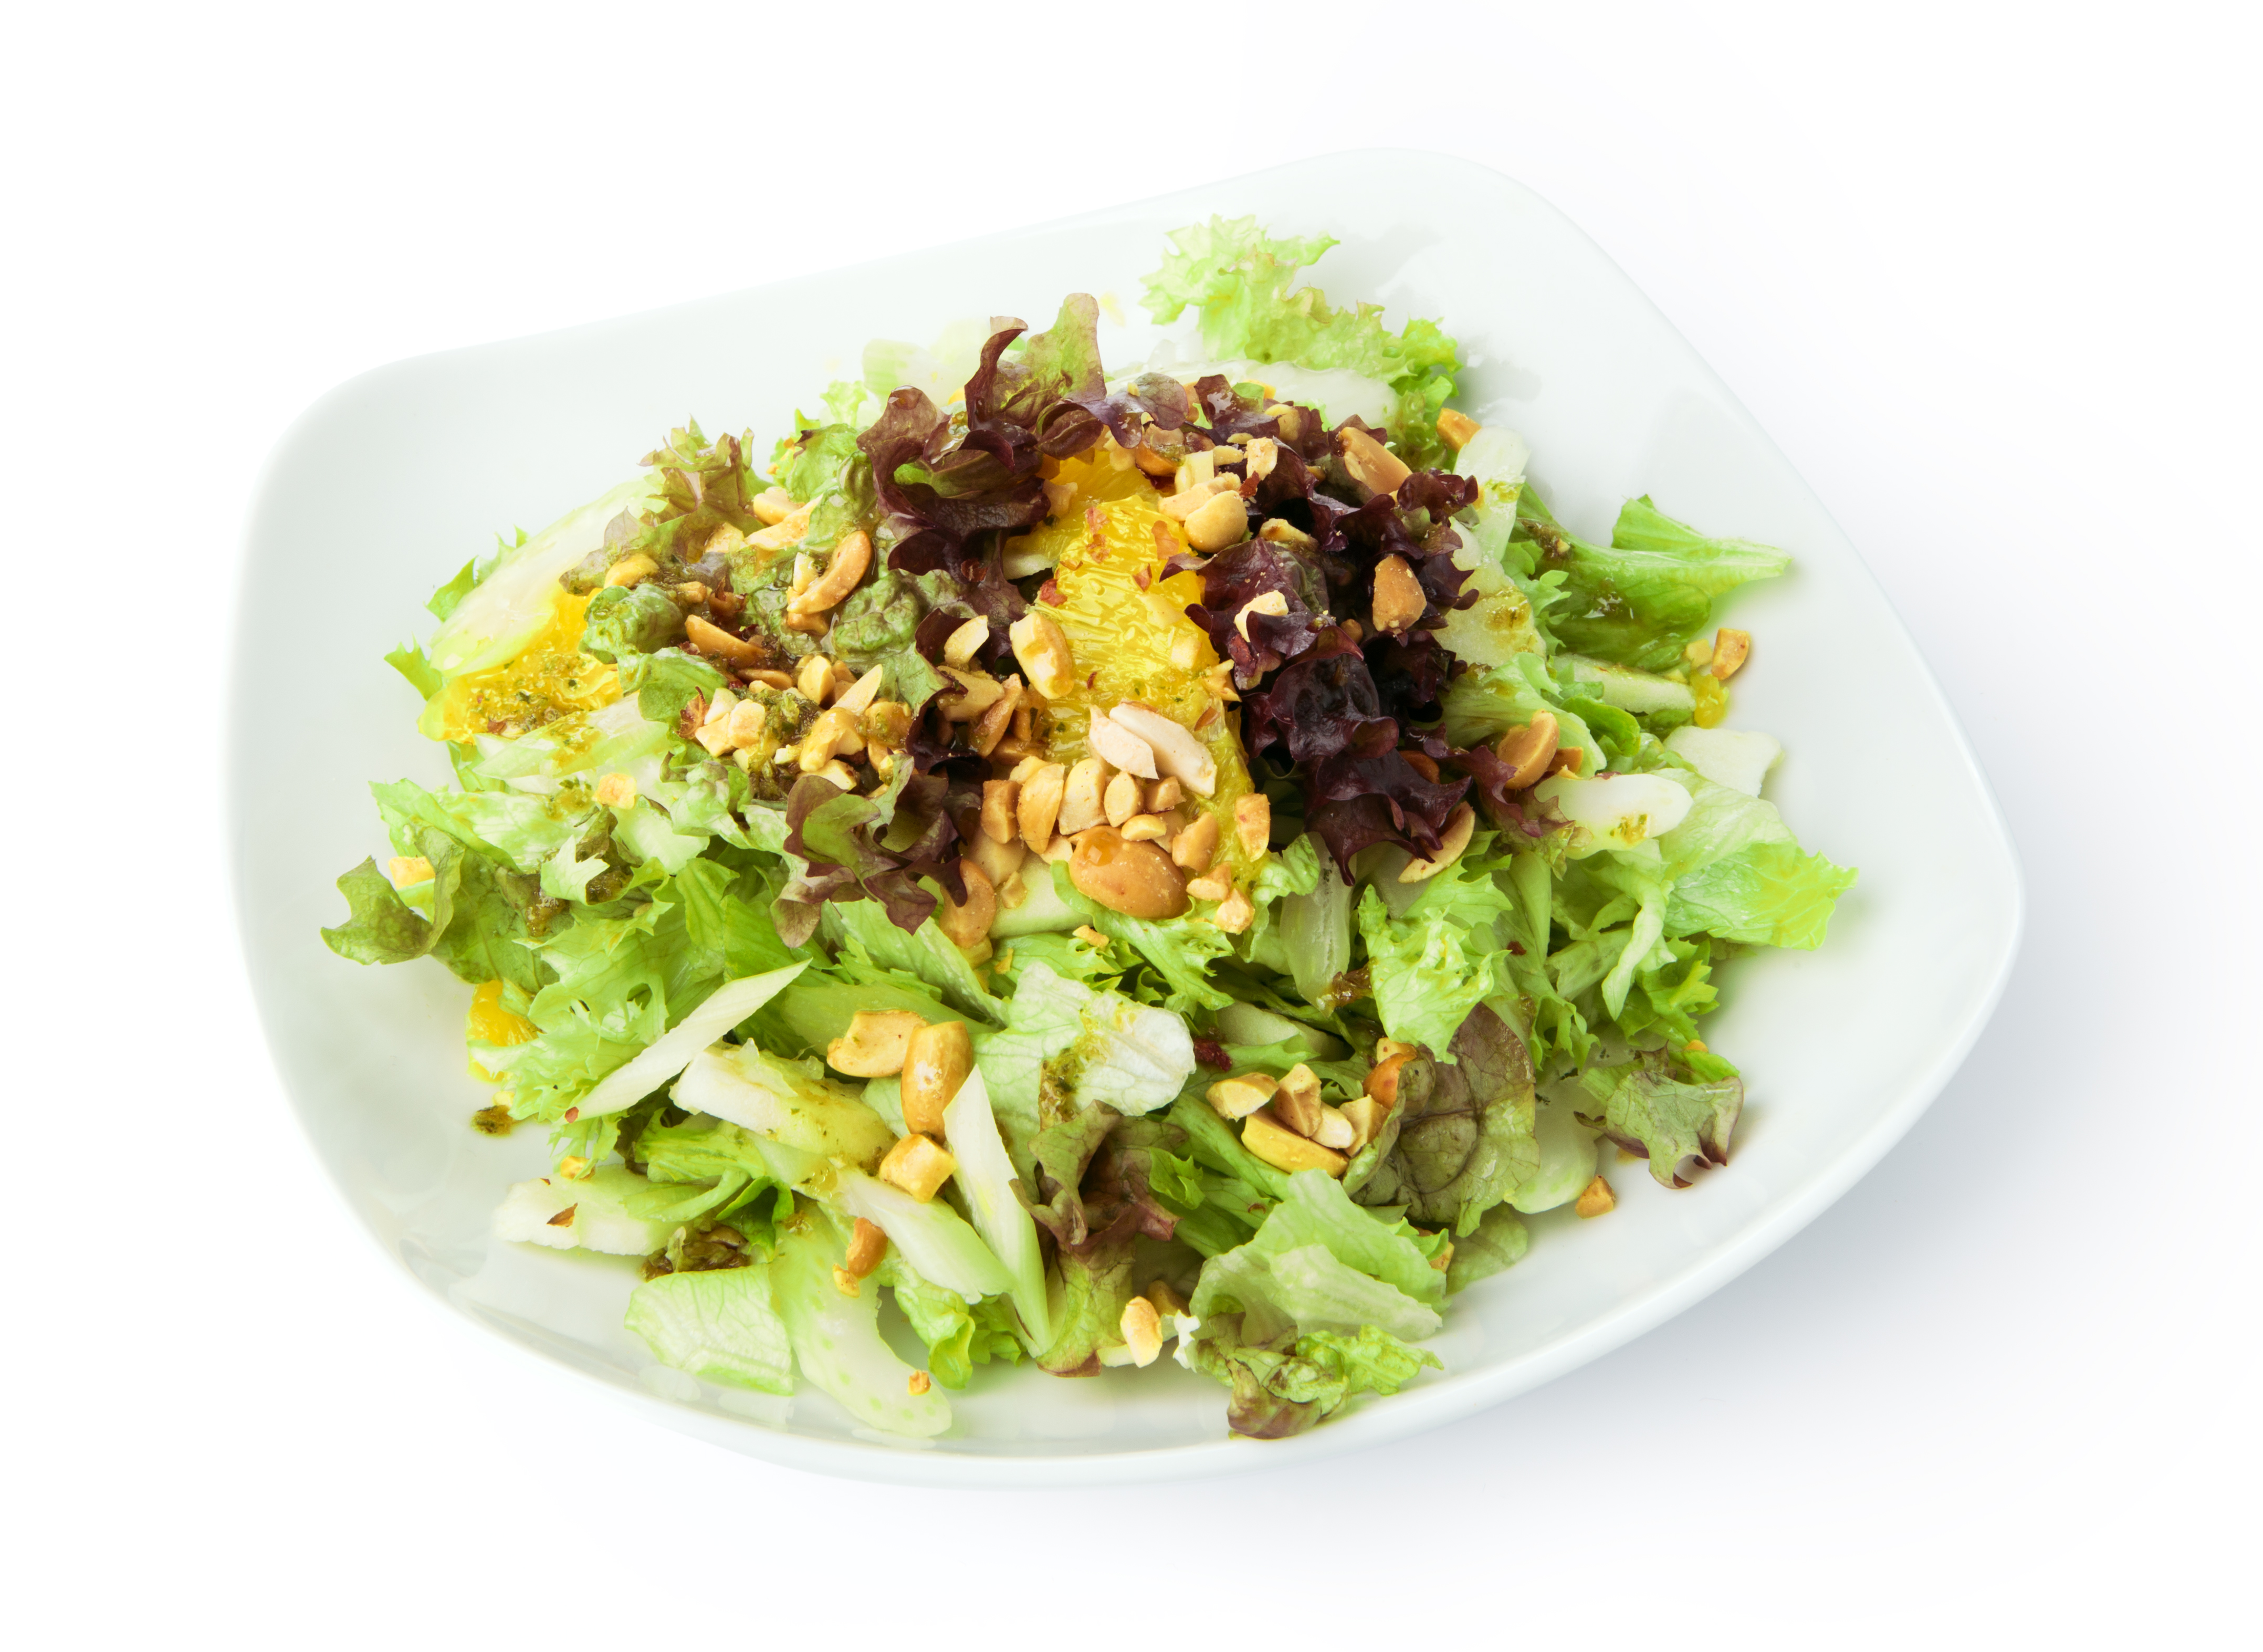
[1086,671,1098,689]
[1039,579,1064,606]
[1134,567,1152,590]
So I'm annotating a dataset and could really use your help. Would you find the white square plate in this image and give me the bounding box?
[231,151,2020,1486]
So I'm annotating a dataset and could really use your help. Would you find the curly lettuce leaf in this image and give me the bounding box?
[1575,1051,1744,1187]
[1353,1002,1537,1233]
[1141,216,1461,465]
[624,1266,794,1395]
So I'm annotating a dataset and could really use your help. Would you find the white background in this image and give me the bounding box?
[4,3,2256,1645]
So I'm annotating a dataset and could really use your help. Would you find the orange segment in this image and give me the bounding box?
[428,593,620,742]
[1008,457,1263,881]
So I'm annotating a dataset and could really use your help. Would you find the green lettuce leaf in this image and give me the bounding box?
[1182,1319,1441,1440]
[1575,1051,1744,1187]
[1141,216,1461,465]
[1353,1002,1538,1233]
[624,1267,794,1395]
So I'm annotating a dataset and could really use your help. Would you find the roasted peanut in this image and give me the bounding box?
[1339,1095,1388,1153]
[1273,1064,1325,1136]
[942,616,991,667]
[1104,769,1142,828]
[785,530,871,615]
[1436,409,1481,451]
[1371,554,1427,633]
[1496,712,1559,790]
[1206,1072,1277,1119]
[1399,802,1477,881]
[1233,591,1289,641]
[1059,757,1109,835]
[981,779,1020,843]
[969,676,1022,758]
[844,1217,889,1279]
[796,653,834,704]
[1147,776,1185,812]
[1110,702,1216,796]
[1185,867,1231,903]
[1711,628,1752,681]
[1213,886,1255,933]
[1232,793,1271,859]
[1576,1175,1617,1218]
[1241,1108,1347,1177]
[1119,1296,1165,1367]
[935,858,997,952]
[827,1010,927,1077]
[1067,827,1190,920]
[966,825,1026,891]
[1008,611,1076,699]
[939,667,1004,722]
[684,614,766,666]
[1337,424,1411,498]
[1119,813,1168,842]
[1088,709,1159,779]
[594,772,637,809]
[1171,812,1220,872]
[1182,488,1249,552]
[604,553,657,588]
[749,486,796,526]
[1366,1053,1412,1111]
[878,1133,957,1201]
[1312,1104,1356,1150]
[1018,761,1067,853]
[901,1020,973,1136]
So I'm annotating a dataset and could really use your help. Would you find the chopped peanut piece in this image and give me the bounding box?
[901,1020,973,1137]
[832,1266,864,1299]
[1312,1104,1356,1150]
[939,667,1004,722]
[1147,776,1185,812]
[1018,762,1067,852]
[1399,803,1477,881]
[935,858,997,952]
[1206,1072,1277,1119]
[1233,590,1289,642]
[1008,611,1077,698]
[813,758,857,789]
[603,553,657,588]
[907,1371,932,1396]
[1548,744,1585,777]
[1241,1108,1347,1177]
[1072,924,1112,950]
[1710,628,1752,681]
[1370,554,1427,633]
[1376,1038,1418,1064]
[1059,757,1109,835]
[1145,1279,1191,1319]
[1182,487,1249,551]
[942,615,991,668]
[1273,1064,1325,1136]
[826,1009,928,1077]
[726,698,770,750]
[1068,828,1189,919]
[1495,712,1559,790]
[793,653,831,704]
[1185,868,1231,903]
[1119,1296,1165,1367]
[981,779,1020,844]
[749,486,795,526]
[1258,517,1315,549]
[1170,812,1220,872]
[1339,1095,1388,1153]
[1213,886,1254,933]
[1108,703,1217,796]
[844,1217,889,1279]
[1104,769,1142,828]
[386,855,433,886]
[1088,708,1159,779]
[969,676,1022,758]
[747,668,795,692]
[833,665,886,717]
[749,499,816,552]
[1366,1053,1412,1110]
[967,825,1025,891]
[1232,793,1271,859]
[684,613,766,666]
[1337,424,1411,497]
[1576,1175,1617,1218]
[878,1133,958,1202]
[594,772,638,809]
[1119,813,1168,842]
[1436,409,1481,450]
[785,530,872,615]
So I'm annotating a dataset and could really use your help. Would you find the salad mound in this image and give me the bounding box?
[324,219,1856,1440]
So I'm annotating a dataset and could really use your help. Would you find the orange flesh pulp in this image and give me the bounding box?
[1010,455,1263,880]
[430,594,620,743]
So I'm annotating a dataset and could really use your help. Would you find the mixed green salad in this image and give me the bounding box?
[324,219,1855,1440]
